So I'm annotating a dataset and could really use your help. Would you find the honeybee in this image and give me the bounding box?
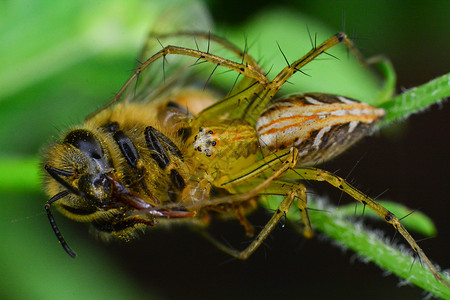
[42,31,449,288]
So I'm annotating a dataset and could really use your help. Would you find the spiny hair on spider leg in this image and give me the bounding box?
[276,41,291,68]
[305,25,318,50]
[239,36,249,64]
[203,64,220,91]
[228,71,241,95]
[322,51,340,61]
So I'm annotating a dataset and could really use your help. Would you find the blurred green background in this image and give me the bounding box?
[0,0,449,299]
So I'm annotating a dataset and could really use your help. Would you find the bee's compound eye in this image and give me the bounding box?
[64,129,104,160]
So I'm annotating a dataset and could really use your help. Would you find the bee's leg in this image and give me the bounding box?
[291,167,450,289]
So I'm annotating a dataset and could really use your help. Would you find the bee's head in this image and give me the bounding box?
[42,128,115,258]
[43,129,113,207]
[42,126,191,258]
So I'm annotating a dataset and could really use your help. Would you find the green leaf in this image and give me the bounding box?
[380,73,450,125]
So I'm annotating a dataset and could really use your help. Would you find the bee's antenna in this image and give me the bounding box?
[45,190,77,258]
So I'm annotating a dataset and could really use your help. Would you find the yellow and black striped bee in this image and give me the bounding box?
[41,31,448,288]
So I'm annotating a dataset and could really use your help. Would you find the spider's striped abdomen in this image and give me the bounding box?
[256,93,385,166]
